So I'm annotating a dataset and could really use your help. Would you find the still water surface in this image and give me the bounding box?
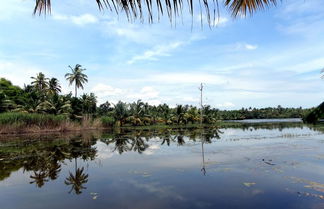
[0,122,324,209]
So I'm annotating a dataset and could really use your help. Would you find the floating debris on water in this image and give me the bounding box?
[90,192,98,200]
[262,159,276,166]
[243,182,256,187]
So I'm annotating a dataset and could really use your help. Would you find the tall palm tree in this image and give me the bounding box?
[33,0,278,23]
[31,72,49,92]
[65,64,88,97]
[48,77,61,95]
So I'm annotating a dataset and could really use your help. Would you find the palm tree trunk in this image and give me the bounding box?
[75,158,77,173]
[75,84,77,97]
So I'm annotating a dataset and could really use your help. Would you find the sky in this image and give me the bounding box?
[0,0,324,109]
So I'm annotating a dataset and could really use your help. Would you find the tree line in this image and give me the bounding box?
[0,64,312,128]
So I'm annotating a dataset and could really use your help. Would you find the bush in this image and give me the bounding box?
[303,102,324,124]
[101,116,115,127]
[0,112,67,127]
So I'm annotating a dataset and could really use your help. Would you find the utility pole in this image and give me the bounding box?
[199,83,206,175]
[198,83,203,127]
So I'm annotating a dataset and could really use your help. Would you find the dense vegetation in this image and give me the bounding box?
[218,106,310,120]
[0,67,312,133]
[303,102,324,124]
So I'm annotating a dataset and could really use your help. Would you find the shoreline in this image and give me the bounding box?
[0,119,306,136]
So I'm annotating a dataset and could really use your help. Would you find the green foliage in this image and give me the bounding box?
[100,116,115,127]
[218,106,308,120]
[303,102,324,124]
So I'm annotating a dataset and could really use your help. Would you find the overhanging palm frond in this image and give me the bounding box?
[225,0,278,17]
[33,0,279,24]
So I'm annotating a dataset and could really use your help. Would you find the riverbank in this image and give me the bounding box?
[0,113,309,135]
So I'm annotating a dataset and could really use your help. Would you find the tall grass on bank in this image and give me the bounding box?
[0,112,69,134]
[0,112,67,127]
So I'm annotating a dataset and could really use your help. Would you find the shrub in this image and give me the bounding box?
[101,116,115,127]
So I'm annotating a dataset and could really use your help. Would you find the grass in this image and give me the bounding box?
[0,113,115,134]
[0,112,67,126]
[0,112,69,134]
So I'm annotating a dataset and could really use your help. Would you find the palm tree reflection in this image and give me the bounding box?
[30,170,48,188]
[65,158,89,195]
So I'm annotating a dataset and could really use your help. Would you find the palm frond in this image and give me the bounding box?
[33,0,279,25]
[224,0,278,17]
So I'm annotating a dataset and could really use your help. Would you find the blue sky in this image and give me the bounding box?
[1,0,324,109]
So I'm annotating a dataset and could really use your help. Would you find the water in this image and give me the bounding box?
[225,118,303,123]
[1,123,324,209]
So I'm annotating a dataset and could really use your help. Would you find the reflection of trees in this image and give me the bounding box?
[48,162,61,180]
[1,127,224,188]
[102,137,132,154]
[2,123,323,191]
[222,122,305,132]
[0,134,96,190]
[131,137,149,154]
[102,135,149,154]
[30,170,48,188]
[65,166,88,195]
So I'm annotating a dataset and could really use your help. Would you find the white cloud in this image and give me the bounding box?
[127,86,159,100]
[53,13,98,26]
[71,14,98,25]
[0,0,30,20]
[148,73,227,85]
[92,83,123,96]
[244,44,258,50]
[143,144,160,155]
[216,102,235,108]
[94,141,114,160]
[196,14,229,27]
[128,41,184,64]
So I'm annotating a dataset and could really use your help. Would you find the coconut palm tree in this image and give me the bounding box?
[33,0,279,23]
[31,72,49,92]
[48,77,61,95]
[65,64,88,97]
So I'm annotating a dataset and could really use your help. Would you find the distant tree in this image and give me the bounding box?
[80,93,97,114]
[65,64,88,97]
[114,101,129,126]
[48,78,61,95]
[31,72,49,92]
[98,101,113,116]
